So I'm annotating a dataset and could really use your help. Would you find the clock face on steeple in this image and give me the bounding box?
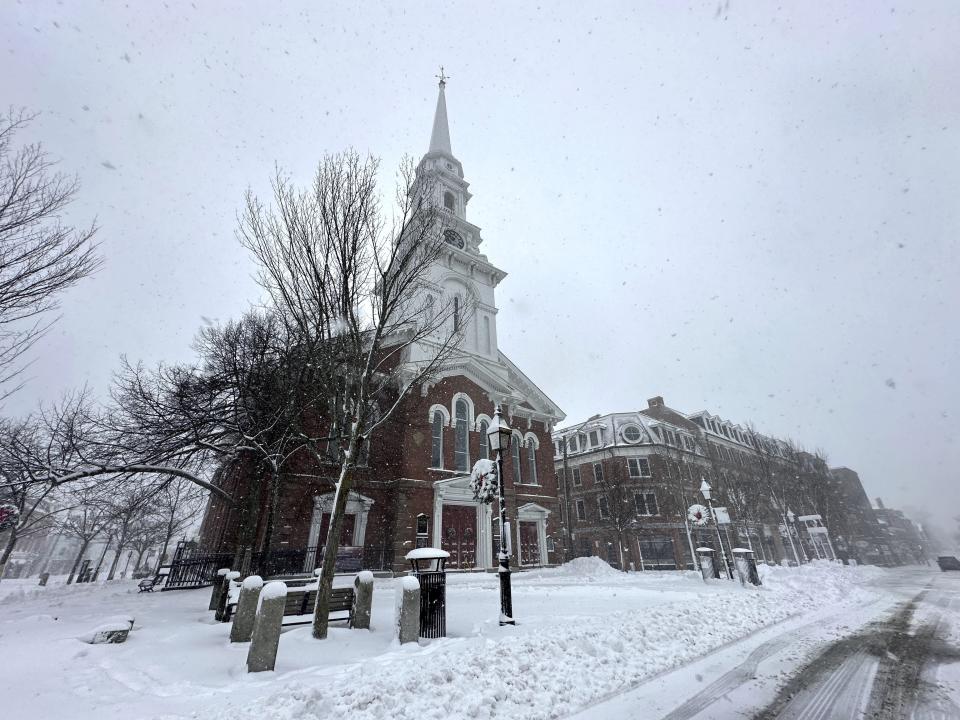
[444,229,465,249]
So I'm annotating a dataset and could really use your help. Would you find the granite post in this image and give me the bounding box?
[352,571,374,630]
[229,575,264,643]
[246,581,287,673]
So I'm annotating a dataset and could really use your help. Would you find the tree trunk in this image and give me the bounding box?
[312,461,356,639]
[107,537,127,580]
[155,525,174,574]
[0,524,19,583]
[92,534,113,581]
[134,547,147,573]
[66,539,91,585]
[258,466,281,566]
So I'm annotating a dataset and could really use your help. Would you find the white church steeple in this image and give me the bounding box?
[414,72,505,362]
[428,68,453,157]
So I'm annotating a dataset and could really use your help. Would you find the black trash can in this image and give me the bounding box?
[405,548,449,639]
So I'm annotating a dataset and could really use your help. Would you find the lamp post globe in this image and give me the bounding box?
[487,405,515,626]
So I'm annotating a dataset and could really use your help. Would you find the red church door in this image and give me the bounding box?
[441,505,476,569]
[318,513,356,547]
[519,522,541,566]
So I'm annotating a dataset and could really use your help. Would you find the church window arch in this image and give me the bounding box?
[526,438,538,485]
[431,410,445,469]
[454,398,470,472]
[475,412,492,460]
[443,191,456,211]
[511,431,524,485]
[428,404,450,469]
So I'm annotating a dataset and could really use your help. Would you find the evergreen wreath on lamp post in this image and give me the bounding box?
[469,459,498,504]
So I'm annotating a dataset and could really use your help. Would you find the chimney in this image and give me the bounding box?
[875,497,885,509]
[647,396,665,409]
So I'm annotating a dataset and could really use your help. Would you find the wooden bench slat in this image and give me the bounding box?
[226,585,356,626]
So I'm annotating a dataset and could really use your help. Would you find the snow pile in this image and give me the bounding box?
[216,563,877,720]
[554,556,622,580]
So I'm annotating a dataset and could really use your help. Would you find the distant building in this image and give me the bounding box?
[873,498,928,564]
[551,396,828,570]
[826,467,891,564]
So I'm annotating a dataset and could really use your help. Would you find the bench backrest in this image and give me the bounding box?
[282,587,354,617]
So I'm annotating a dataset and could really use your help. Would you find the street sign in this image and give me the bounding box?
[713,506,731,525]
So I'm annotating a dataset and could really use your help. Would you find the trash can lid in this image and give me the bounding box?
[695,547,715,552]
[405,548,451,560]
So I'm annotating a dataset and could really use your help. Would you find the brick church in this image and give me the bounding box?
[199,79,566,573]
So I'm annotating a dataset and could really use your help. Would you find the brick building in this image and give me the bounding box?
[199,79,565,573]
[552,396,851,570]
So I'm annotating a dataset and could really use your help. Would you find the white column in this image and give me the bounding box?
[432,492,444,549]
[536,518,548,566]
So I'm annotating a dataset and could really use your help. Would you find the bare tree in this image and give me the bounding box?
[237,151,466,639]
[0,108,100,398]
[60,482,114,584]
[127,514,166,576]
[0,389,233,501]
[0,418,71,580]
[151,477,206,571]
[104,483,154,580]
[590,450,638,570]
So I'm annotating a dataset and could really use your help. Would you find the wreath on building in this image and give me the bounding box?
[687,504,711,527]
[469,459,498,504]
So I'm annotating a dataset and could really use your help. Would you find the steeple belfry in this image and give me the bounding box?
[429,68,453,157]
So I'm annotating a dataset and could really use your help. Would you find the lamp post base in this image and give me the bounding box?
[498,566,515,626]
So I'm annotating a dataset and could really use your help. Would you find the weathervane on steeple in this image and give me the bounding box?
[436,66,450,88]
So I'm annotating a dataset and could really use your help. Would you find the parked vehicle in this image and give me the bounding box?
[936,555,960,571]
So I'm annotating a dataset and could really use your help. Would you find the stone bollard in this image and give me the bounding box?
[38,572,50,587]
[848,558,858,567]
[209,568,230,610]
[230,575,264,643]
[352,571,374,630]
[215,571,241,621]
[247,581,287,673]
[696,547,716,582]
[395,575,420,644]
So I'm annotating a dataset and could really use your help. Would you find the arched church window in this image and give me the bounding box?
[511,439,522,485]
[431,410,444,468]
[526,438,538,485]
[453,296,460,332]
[479,420,489,460]
[454,399,469,472]
[443,191,455,211]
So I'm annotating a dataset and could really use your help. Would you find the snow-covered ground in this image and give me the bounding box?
[0,560,914,720]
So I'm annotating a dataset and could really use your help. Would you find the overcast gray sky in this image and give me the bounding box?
[2,1,958,535]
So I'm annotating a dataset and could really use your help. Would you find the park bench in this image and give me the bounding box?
[224,586,355,628]
[138,576,162,592]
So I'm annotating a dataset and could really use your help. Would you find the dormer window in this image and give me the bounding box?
[443,191,456,211]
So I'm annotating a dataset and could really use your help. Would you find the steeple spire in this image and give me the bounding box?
[429,67,453,156]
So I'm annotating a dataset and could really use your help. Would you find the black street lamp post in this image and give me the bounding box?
[487,405,515,625]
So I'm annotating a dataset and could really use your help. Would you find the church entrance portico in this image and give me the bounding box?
[433,476,494,569]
